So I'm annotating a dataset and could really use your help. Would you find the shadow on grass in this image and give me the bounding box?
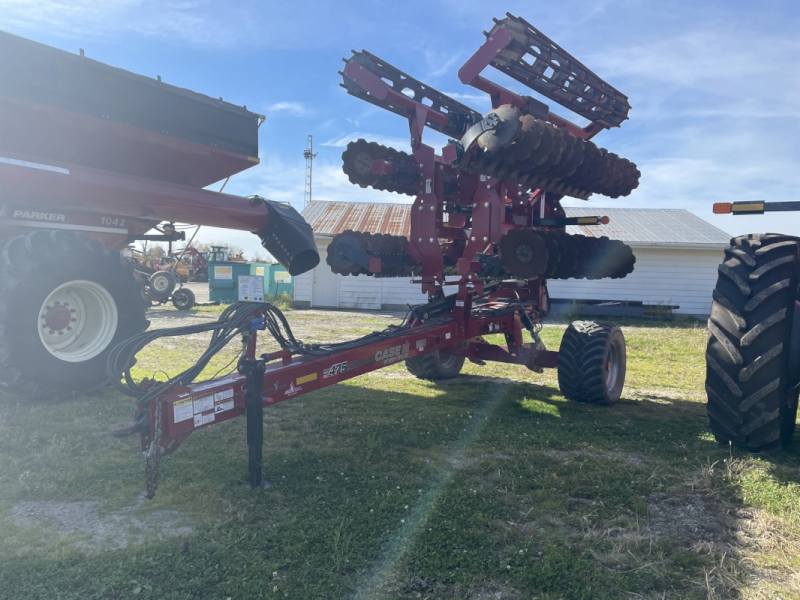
[0,375,797,599]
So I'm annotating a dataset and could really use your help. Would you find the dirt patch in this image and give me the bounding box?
[10,495,193,552]
[647,491,733,546]
[542,448,655,468]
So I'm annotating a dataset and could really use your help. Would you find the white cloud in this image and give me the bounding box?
[265,102,308,117]
[322,132,411,150]
[0,0,245,47]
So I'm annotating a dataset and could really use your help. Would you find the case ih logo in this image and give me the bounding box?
[375,342,411,365]
[13,210,66,222]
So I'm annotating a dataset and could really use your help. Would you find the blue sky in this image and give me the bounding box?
[2,0,799,257]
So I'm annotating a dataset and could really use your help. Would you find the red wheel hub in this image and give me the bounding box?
[43,303,72,332]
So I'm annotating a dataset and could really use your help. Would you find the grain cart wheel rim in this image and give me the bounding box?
[37,280,119,363]
[705,233,800,452]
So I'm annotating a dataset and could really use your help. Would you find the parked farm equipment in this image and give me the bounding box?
[0,30,319,400]
[107,14,641,497]
[706,201,800,451]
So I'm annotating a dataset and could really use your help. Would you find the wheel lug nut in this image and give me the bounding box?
[71,318,77,322]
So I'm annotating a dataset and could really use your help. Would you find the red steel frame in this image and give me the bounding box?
[137,299,558,458]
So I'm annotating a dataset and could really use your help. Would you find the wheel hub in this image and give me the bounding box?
[43,303,73,332]
[37,280,118,363]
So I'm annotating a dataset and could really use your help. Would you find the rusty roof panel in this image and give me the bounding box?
[301,202,731,246]
[302,201,413,237]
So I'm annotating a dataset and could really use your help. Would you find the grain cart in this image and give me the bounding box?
[108,14,642,498]
[0,31,319,401]
[706,201,800,451]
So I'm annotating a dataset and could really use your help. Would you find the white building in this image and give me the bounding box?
[295,201,730,317]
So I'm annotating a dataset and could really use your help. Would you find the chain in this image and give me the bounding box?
[144,399,163,500]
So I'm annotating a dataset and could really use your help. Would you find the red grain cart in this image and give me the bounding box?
[0,30,318,400]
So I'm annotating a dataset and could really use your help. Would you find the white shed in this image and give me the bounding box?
[295,202,731,317]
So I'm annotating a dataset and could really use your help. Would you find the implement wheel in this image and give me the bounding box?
[172,287,196,311]
[406,350,464,380]
[0,231,148,401]
[705,234,800,452]
[558,321,626,404]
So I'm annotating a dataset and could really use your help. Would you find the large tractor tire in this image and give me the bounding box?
[0,231,149,401]
[406,350,465,380]
[558,321,626,404]
[705,234,800,452]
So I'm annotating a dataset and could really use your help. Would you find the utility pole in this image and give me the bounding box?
[303,135,318,207]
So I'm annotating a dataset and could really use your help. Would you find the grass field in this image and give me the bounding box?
[0,306,799,599]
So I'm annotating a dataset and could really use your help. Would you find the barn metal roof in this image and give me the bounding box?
[302,201,412,237]
[562,207,731,246]
[301,202,731,247]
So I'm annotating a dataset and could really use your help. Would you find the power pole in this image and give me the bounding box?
[303,135,318,207]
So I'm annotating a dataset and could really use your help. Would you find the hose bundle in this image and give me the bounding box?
[108,302,299,405]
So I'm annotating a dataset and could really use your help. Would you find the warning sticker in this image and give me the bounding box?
[215,400,234,414]
[214,388,234,403]
[194,412,215,427]
[173,398,193,424]
[193,394,214,415]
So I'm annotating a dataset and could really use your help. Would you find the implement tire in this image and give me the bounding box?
[0,231,148,401]
[172,287,196,311]
[705,233,800,452]
[406,350,464,380]
[558,321,626,404]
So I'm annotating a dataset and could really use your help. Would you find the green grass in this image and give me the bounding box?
[0,314,798,599]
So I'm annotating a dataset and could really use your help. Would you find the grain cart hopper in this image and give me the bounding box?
[706,201,800,451]
[108,14,642,498]
[0,31,319,401]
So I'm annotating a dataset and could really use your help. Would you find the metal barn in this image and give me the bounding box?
[295,201,730,317]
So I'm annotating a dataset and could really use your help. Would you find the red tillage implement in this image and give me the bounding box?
[110,14,638,497]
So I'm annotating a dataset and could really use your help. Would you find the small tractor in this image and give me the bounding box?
[706,201,800,451]
[0,30,319,401]
[104,14,644,497]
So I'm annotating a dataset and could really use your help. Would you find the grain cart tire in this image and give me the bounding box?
[148,270,176,298]
[406,350,465,380]
[172,287,196,311]
[705,233,800,452]
[558,321,626,404]
[0,231,148,401]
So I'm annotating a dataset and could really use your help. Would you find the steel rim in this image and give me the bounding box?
[151,273,172,293]
[38,280,118,363]
[174,290,191,308]
[439,352,459,369]
[605,339,621,392]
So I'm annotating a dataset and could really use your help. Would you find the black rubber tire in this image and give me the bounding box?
[705,233,800,452]
[0,231,149,400]
[558,320,626,404]
[406,350,465,380]
[149,270,176,298]
[172,288,196,311]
